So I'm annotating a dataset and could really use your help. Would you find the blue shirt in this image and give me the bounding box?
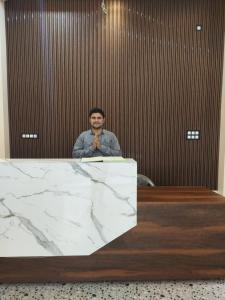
[72,129,122,158]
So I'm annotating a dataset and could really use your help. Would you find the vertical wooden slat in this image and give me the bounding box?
[5,0,225,189]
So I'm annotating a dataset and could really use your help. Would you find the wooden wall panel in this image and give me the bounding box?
[5,0,225,189]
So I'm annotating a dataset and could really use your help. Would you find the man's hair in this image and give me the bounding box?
[88,107,105,118]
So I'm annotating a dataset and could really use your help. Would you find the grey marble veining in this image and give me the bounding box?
[0,159,137,257]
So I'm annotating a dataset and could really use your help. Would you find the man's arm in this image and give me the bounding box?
[98,134,122,157]
[72,134,94,158]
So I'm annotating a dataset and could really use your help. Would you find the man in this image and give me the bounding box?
[72,107,122,158]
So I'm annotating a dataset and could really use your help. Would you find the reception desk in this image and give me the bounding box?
[1,160,225,282]
[0,159,137,257]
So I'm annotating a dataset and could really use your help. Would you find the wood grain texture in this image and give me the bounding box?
[5,0,225,188]
[0,187,225,282]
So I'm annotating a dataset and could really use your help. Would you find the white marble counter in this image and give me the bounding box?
[0,159,137,257]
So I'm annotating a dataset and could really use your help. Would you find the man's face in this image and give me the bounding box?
[89,113,105,129]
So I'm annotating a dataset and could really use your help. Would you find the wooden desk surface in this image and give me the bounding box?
[1,187,225,282]
[138,186,223,201]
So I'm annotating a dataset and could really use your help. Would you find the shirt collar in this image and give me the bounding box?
[90,128,104,135]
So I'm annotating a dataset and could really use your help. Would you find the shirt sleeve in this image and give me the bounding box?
[98,133,122,157]
[72,134,94,158]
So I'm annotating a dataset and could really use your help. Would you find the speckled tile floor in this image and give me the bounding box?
[0,280,225,300]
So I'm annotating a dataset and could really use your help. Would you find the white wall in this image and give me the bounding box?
[218,35,225,196]
[0,0,10,159]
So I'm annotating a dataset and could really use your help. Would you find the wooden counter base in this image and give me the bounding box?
[1,187,225,282]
